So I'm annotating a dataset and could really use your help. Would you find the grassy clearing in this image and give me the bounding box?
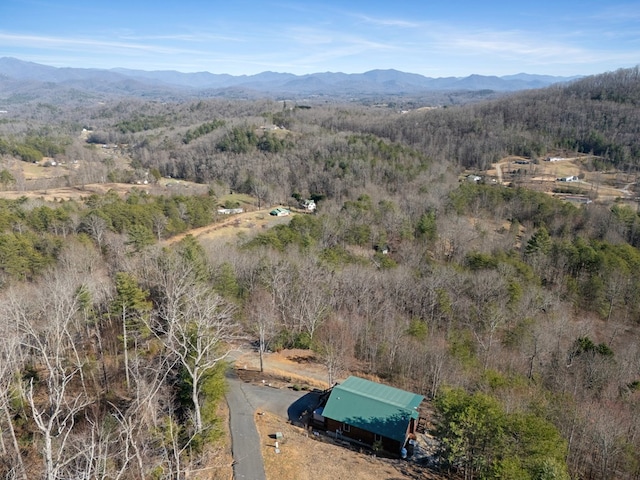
[257,411,419,480]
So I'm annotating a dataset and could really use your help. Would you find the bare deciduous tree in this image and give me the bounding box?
[10,275,93,480]
[0,307,27,480]
[157,284,239,432]
[315,314,354,386]
[246,287,279,372]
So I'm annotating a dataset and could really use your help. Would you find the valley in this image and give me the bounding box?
[0,64,640,480]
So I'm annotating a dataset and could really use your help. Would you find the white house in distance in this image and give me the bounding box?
[557,175,579,182]
[466,174,482,183]
[301,199,316,212]
[217,208,244,214]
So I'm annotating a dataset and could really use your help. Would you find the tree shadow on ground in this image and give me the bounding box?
[287,391,323,425]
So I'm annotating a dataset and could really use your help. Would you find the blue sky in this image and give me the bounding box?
[1,0,639,77]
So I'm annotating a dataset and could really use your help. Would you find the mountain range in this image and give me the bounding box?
[0,57,579,103]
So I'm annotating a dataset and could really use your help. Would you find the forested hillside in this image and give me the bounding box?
[1,67,640,479]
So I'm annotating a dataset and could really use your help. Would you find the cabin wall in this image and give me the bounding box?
[325,418,402,453]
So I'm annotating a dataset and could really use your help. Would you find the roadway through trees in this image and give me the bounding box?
[226,368,317,480]
[226,371,267,480]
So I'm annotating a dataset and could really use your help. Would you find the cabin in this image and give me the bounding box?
[316,376,424,454]
[466,174,482,183]
[300,199,316,212]
[269,207,290,216]
[217,208,244,214]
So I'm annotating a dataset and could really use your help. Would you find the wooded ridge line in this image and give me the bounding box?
[0,56,579,101]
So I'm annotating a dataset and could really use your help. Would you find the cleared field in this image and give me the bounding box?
[484,155,635,204]
[256,411,427,480]
[166,208,294,245]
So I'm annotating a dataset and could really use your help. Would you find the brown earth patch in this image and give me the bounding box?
[256,411,439,480]
[233,348,330,389]
[204,401,234,480]
[0,180,208,202]
[484,155,634,203]
[167,209,294,245]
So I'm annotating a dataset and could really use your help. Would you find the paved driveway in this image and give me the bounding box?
[226,371,322,479]
[226,373,267,480]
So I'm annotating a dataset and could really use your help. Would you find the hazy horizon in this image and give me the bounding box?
[2,56,589,79]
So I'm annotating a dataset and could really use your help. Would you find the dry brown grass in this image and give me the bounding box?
[21,160,75,180]
[199,401,234,480]
[257,411,423,480]
[165,209,294,245]
[484,154,633,203]
[234,349,330,387]
[0,182,158,201]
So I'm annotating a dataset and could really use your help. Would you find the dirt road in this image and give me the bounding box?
[165,208,294,245]
[233,348,330,389]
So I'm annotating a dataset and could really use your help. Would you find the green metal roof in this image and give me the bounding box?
[269,207,290,215]
[321,376,423,443]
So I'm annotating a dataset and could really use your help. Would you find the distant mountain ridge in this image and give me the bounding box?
[0,57,579,102]
[109,65,576,92]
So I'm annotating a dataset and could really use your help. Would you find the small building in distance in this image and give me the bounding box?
[557,175,579,182]
[217,208,244,214]
[269,207,290,216]
[317,376,424,454]
[466,174,482,183]
[300,199,317,212]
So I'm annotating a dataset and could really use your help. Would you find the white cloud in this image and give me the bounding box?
[0,32,185,54]
[0,31,236,67]
[355,14,421,28]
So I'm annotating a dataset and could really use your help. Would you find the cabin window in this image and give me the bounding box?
[342,423,351,432]
[374,433,382,442]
